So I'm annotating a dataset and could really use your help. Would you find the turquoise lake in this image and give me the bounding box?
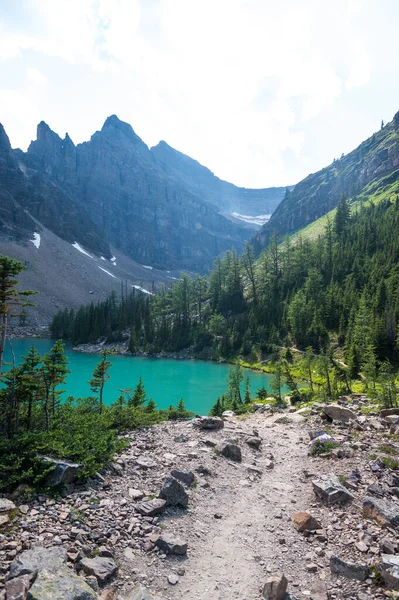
[3,339,280,414]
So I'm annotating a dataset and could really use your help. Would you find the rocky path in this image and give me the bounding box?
[1,400,399,600]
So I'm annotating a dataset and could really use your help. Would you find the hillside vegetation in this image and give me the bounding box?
[254,110,399,253]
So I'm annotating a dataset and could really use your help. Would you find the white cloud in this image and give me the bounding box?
[27,67,47,85]
[0,0,392,186]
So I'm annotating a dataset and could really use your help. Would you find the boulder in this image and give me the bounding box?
[262,573,288,600]
[292,512,322,532]
[79,556,118,584]
[40,456,81,486]
[135,499,166,517]
[27,566,96,600]
[330,555,368,581]
[380,407,399,418]
[323,404,356,422]
[312,474,353,505]
[159,477,188,507]
[0,498,16,512]
[8,546,67,580]
[193,416,224,430]
[362,496,399,528]
[246,436,262,450]
[124,585,165,600]
[253,403,271,413]
[385,414,399,425]
[154,535,187,555]
[220,442,242,462]
[380,554,399,589]
[5,575,31,600]
[170,470,195,487]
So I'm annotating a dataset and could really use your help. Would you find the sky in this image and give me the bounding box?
[0,0,398,188]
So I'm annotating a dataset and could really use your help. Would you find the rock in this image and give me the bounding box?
[323,404,356,422]
[246,436,262,449]
[79,556,118,584]
[312,474,354,505]
[253,403,271,413]
[222,410,235,418]
[220,442,242,462]
[292,512,322,532]
[124,585,165,600]
[9,546,67,580]
[167,573,179,585]
[193,416,224,430]
[170,469,195,487]
[380,407,399,418]
[129,488,144,501]
[85,576,99,592]
[380,537,396,554]
[369,417,383,430]
[0,514,9,527]
[308,430,328,440]
[385,414,399,425]
[262,573,288,600]
[159,477,188,507]
[135,499,166,517]
[5,575,30,600]
[136,456,157,469]
[0,498,16,512]
[330,555,368,581]
[380,555,399,589]
[154,535,188,555]
[27,566,96,600]
[362,496,399,528]
[40,456,81,486]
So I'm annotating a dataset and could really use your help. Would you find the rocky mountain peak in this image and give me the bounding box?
[101,115,143,144]
[0,123,12,153]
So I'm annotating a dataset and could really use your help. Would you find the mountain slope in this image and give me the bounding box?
[253,110,399,252]
[151,140,288,217]
[0,123,111,258]
[22,116,256,272]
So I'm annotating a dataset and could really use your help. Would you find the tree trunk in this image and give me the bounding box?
[0,312,8,375]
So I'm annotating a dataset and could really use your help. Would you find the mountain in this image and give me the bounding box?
[22,115,274,272]
[253,111,399,252]
[151,140,288,218]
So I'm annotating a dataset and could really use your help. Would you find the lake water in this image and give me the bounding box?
[3,339,281,414]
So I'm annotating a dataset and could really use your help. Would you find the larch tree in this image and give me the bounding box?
[89,350,112,413]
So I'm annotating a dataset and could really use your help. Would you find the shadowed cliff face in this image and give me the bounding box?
[0,124,110,257]
[24,115,254,271]
[253,111,399,253]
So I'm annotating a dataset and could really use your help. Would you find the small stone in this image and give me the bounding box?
[135,499,166,517]
[262,573,288,600]
[0,498,16,512]
[136,456,157,469]
[167,573,179,585]
[362,496,399,528]
[292,512,322,532]
[192,416,224,430]
[79,556,118,583]
[159,477,188,508]
[129,488,144,501]
[246,436,262,450]
[220,442,242,462]
[154,536,187,555]
[330,555,368,581]
[312,473,353,505]
[5,575,31,600]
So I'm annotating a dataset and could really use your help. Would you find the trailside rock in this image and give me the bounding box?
[292,512,322,532]
[5,575,30,600]
[330,555,368,581]
[246,436,262,450]
[136,456,157,469]
[220,442,242,462]
[41,456,81,486]
[170,469,195,487]
[312,474,353,505]
[8,546,67,580]
[79,556,118,584]
[124,585,165,600]
[262,573,288,600]
[135,498,166,517]
[362,496,399,528]
[159,477,189,508]
[27,567,96,600]
[0,498,16,512]
[380,407,399,418]
[193,416,224,430]
[380,555,399,589]
[323,404,356,422]
[154,535,188,555]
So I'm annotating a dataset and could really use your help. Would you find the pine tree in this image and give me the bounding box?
[129,376,146,408]
[244,375,251,403]
[89,351,111,413]
[334,197,350,236]
[0,256,37,374]
[42,340,70,428]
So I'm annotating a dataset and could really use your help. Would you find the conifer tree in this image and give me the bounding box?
[129,376,146,408]
[89,350,111,413]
